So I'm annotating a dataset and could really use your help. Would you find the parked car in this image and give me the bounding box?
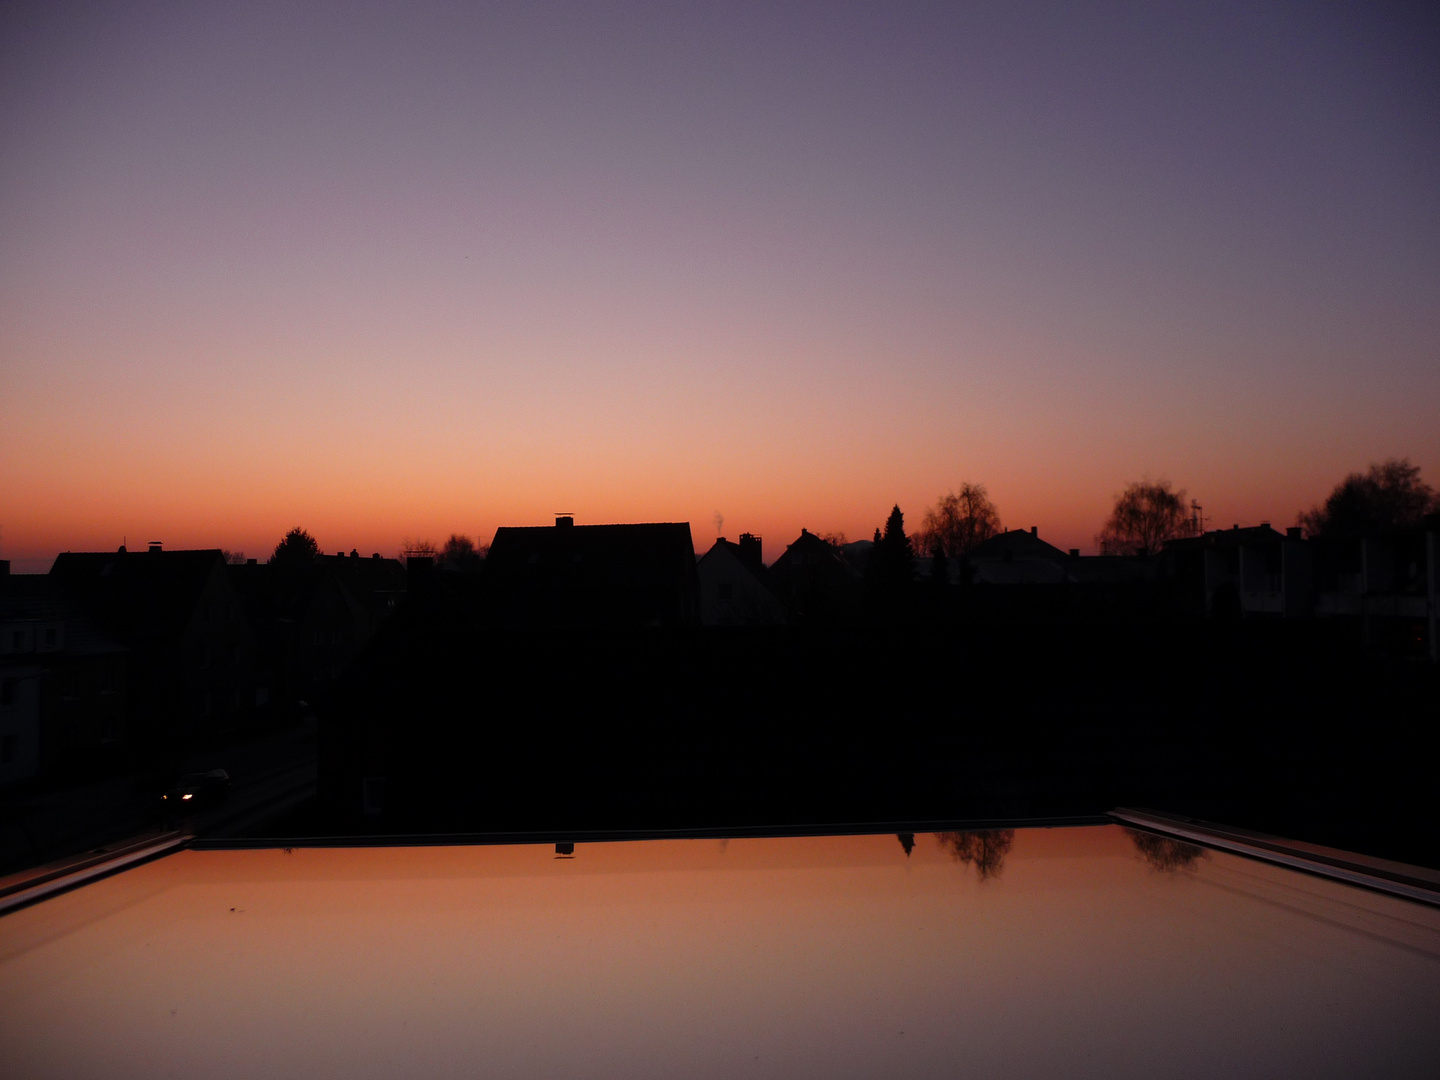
[161,769,230,811]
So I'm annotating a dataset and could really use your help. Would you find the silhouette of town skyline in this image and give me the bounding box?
[2,454,1436,877]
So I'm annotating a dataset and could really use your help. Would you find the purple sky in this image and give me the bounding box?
[2,2,1437,567]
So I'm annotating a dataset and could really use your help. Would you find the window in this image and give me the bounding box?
[718,583,734,602]
[0,679,13,706]
[0,734,15,764]
[44,628,57,648]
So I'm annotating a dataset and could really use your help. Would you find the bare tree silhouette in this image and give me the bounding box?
[919,483,1001,557]
[1125,828,1205,872]
[1097,479,1195,555]
[936,829,1015,880]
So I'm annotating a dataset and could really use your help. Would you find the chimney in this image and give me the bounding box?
[556,515,574,528]
[0,559,8,578]
[1069,548,1080,558]
[738,533,763,572]
[148,541,163,553]
[1030,526,1037,536]
[246,558,257,565]
[1286,527,1302,540]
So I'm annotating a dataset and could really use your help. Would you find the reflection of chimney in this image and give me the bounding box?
[556,515,573,528]
[738,533,763,572]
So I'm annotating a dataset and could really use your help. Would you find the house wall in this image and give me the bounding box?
[0,661,41,786]
[698,549,784,627]
[178,562,257,743]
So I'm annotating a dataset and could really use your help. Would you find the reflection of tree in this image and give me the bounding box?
[936,830,1014,880]
[897,832,915,857]
[1125,828,1205,872]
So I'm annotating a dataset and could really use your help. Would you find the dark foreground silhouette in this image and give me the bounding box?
[305,576,1440,870]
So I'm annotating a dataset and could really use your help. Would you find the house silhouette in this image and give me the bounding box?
[49,546,254,748]
[481,518,700,627]
[698,535,785,626]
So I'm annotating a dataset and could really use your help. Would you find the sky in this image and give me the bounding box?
[2,1,1437,568]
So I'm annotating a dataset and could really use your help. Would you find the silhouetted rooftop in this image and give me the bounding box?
[969,528,1070,564]
[49,548,227,649]
[482,521,699,627]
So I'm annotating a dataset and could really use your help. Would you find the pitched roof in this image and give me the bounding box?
[482,522,699,627]
[1165,524,1285,553]
[770,529,855,575]
[968,528,1070,563]
[49,548,226,648]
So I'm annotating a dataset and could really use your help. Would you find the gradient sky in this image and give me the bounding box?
[2,2,1437,568]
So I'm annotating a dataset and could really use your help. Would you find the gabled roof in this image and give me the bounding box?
[482,522,699,627]
[770,529,855,576]
[699,537,765,576]
[228,555,406,626]
[764,529,861,622]
[968,528,1070,563]
[50,548,226,649]
[1165,524,1286,553]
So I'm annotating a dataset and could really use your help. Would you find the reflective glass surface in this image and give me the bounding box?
[3,825,1438,1078]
